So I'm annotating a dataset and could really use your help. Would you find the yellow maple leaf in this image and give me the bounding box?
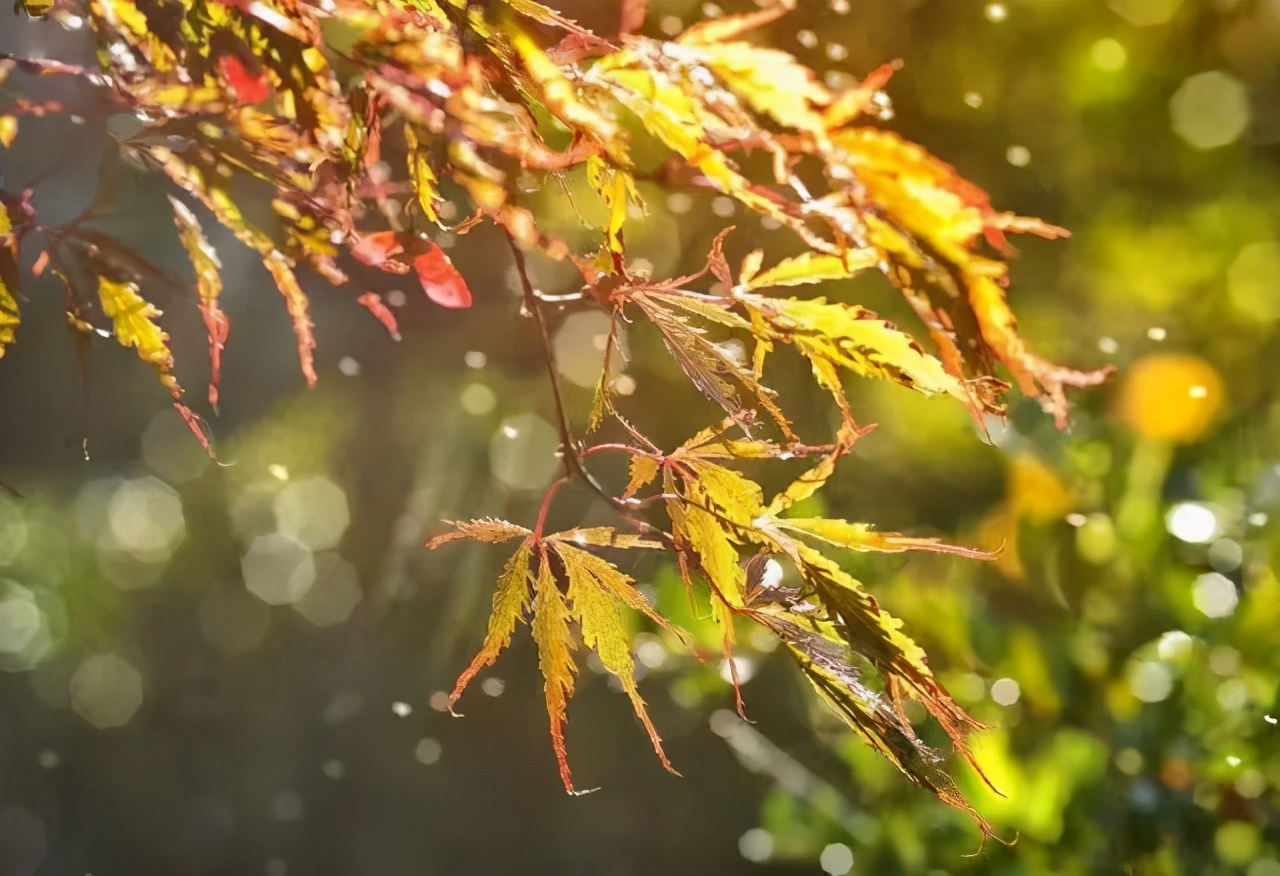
[531,549,579,792]
[97,276,180,396]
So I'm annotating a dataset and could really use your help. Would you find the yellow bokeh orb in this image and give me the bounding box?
[1117,353,1224,443]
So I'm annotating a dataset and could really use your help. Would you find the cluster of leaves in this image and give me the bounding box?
[0,0,1109,827]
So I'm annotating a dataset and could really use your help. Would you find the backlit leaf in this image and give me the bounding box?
[744,250,878,291]
[777,518,995,558]
[679,41,830,136]
[414,244,473,309]
[558,542,676,774]
[169,197,229,410]
[262,251,317,386]
[545,527,664,550]
[97,276,180,396]
[449,541,534,708]
[404,126,441,224]
[742,293,976,412]
[428,518,532,547]
[623,455,659,498]
[531,549,578,792]
[356,292,401,340]
[0,202,18,358]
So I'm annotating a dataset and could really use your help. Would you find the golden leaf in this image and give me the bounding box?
[742,293,974,411]
[0,202,18,358]
[169,197,229,410]
[777,518,995,558]
[509,27,623,162]
[0,116,17,149]
[558,543,677,774]
[428,518,532,547]
[262,251,317,387]
[96,276,180,397]
[448,541,534,708]
[664,466,746,609]
[404,125,441,224]
[744,250,878,291]
[598,65,777,217]
[586,155,640,254]
[675,0,795,45]
[531,549,579,792]
[765,421,860,515]
[678,42,830,136]
[623,455,659,499]
[545,527,664,550]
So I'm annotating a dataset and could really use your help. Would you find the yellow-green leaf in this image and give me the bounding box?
[743,293,969,407]
[97,276,180,397]
[169,197,229,409]
[558,543,676,774]
[428,518,532,547]
[778,518,994,557]
[678,42,830,136]
[404,125,441,224]
[531,550,579,793]
[744,249,878,291]
[0,202,18,358]
[262,251,317,387]
[0,116,18,148]
[586,155,639,254]
[448,541,534,707]
[509,26,623,162]
[623,455,659,498]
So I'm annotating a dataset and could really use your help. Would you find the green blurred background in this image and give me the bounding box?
[1,0,1279,874]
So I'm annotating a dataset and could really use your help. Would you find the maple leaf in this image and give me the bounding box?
[432,521,681,791]
[355,292,401,340]
[1,0,1112,828]
[0,200,19,358]
[413,244,473,309]
[169,197,229,410]
[741,249,879,291]
[217,55,270,105]
[262,250,317,387]
[96,276,180,396]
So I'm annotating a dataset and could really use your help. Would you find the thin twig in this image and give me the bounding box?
[503,228,614,505]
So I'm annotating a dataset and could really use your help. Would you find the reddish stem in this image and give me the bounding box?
[533,474,571,539]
